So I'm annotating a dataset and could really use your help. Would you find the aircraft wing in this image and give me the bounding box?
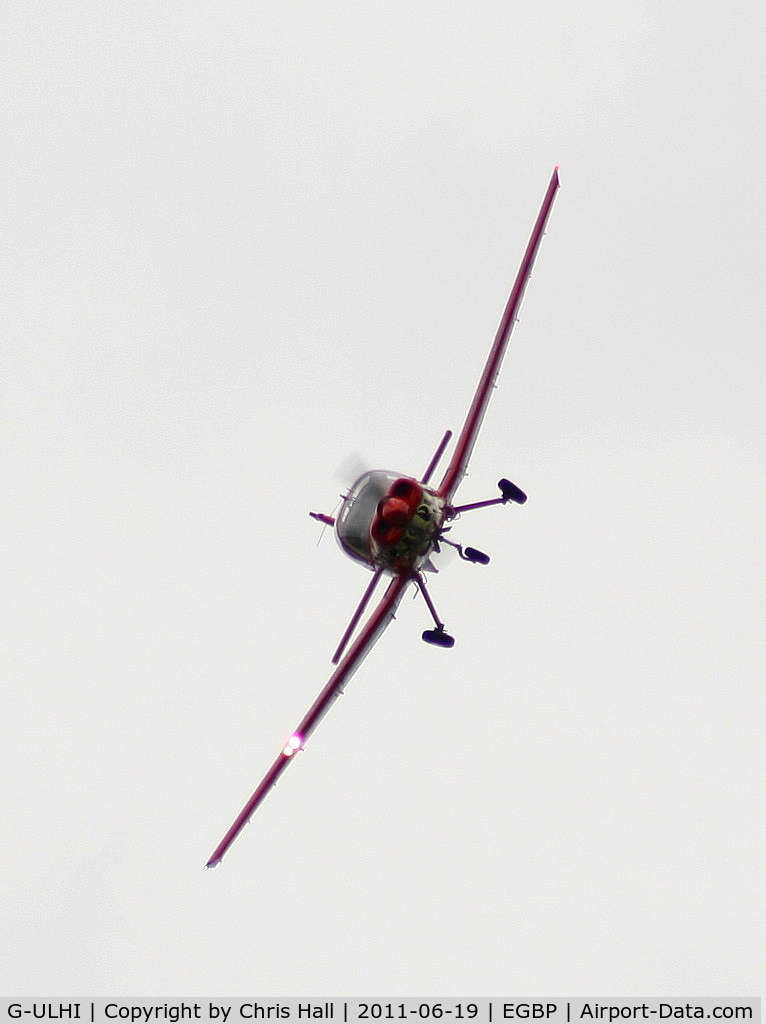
[437,167,560,503]
[205,573,411,867]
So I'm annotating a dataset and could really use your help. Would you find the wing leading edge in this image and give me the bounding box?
[205,574,411,867]
[437,167,560,503]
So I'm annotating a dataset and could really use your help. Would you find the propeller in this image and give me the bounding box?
[334,451,371,491]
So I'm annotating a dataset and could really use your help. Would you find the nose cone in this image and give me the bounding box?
[379,496,410,527]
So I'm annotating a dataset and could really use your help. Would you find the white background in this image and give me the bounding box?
[2,0,764,995]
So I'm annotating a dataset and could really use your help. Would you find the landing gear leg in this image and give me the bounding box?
[449,478,528,516]
[436,478,525,567]
[415,574,455,649]
[439,535,491,565]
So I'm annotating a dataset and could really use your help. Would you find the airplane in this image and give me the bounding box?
[205,167,560,868]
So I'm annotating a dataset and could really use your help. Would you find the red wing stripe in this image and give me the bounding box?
[437,168,560,502]
[205,574,411,867]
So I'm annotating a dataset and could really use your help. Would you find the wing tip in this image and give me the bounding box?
[204,856,222,870]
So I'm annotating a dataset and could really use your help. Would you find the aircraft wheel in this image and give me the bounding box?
[464,547,490,565]
[499,478,527,504]
[422,629,455,648]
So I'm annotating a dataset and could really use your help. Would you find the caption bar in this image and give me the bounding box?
[0,1002,760,1024]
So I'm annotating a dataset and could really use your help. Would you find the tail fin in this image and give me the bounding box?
[421,430,453,486]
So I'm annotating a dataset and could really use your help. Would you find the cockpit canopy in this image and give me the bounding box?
[335,470,401,565]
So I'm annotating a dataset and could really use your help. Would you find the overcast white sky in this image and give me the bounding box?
[2,0,764,997]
